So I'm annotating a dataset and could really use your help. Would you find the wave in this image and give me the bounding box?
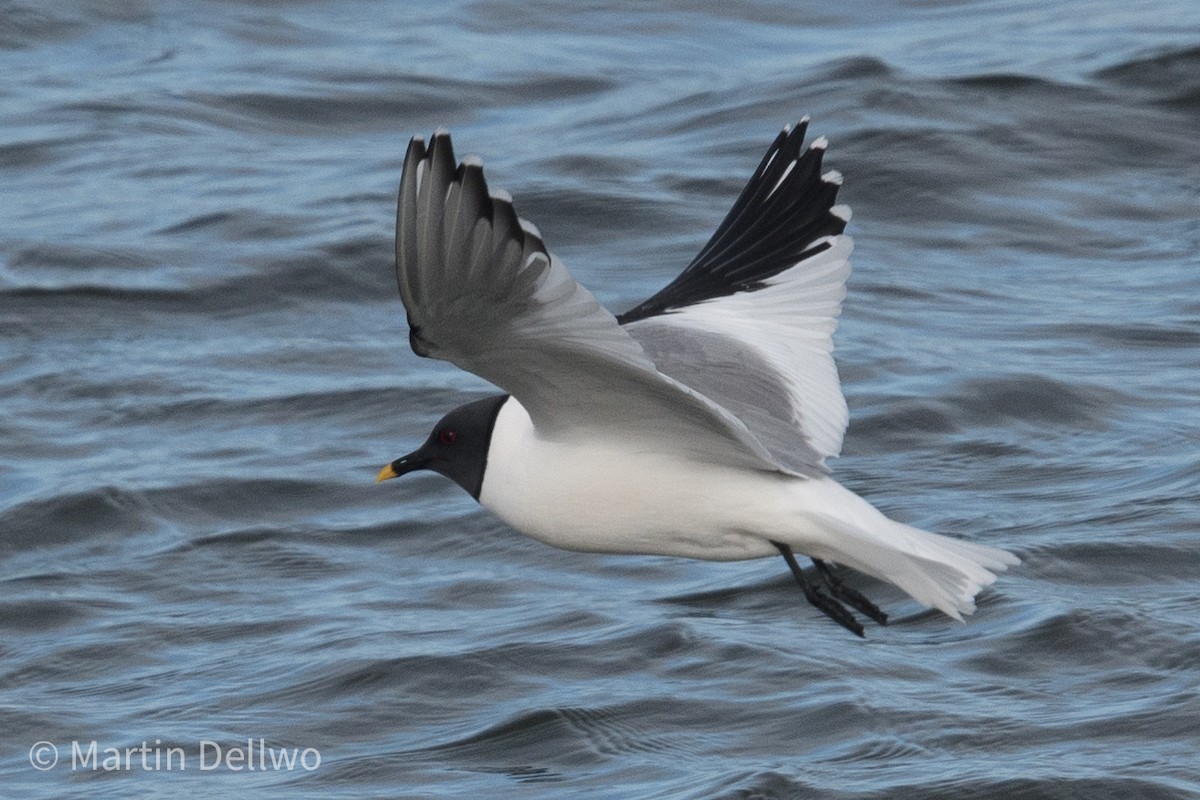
[1,234,395,311]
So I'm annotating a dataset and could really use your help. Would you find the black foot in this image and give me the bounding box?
[771,541,864,637]
[812,558,889,626]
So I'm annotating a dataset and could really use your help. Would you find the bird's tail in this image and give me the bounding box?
[802,505,1019,621]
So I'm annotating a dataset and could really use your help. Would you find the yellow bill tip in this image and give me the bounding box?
[376,463,399,483]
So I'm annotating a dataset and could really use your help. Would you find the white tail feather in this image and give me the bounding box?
[800,501,1019,621]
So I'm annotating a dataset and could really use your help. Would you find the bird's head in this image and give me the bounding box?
[377,394,508,500]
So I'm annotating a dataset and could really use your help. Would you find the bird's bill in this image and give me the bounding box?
[375,451,430,483]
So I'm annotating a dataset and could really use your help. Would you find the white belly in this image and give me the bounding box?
[475,399,1019,620]
[478,398,816,561]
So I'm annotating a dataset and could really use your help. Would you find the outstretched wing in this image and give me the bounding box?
[395,131,785,473]
[619,120,853,475]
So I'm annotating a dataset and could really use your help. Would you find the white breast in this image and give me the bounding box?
[477,399,1020,621]
[478,398,802,561]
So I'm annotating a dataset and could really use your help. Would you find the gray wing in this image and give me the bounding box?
[395,131,784,472]
[620,121,854,475]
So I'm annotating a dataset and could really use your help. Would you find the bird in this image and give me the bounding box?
[376,119,1018,637]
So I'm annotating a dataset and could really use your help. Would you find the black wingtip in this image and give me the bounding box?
[404,135,426,164]
[617,119,849,325]
[396,129,553,357]
[426,131,457,186]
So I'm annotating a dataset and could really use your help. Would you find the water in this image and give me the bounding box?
[3,1,1199,797]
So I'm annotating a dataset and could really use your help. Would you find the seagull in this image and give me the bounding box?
[377,120,1018,636]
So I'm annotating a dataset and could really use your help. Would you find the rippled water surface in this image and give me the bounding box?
[3,2,1200,797]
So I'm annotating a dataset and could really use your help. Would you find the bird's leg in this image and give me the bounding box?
[770,541,864,637]
[812,558,889,626]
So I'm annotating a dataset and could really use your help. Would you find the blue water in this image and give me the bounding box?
[3,2,1200,798]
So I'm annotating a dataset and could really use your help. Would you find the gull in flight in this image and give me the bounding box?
[377,120,1018,636]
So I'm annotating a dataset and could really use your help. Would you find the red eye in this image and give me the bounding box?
[437,428,458,445]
